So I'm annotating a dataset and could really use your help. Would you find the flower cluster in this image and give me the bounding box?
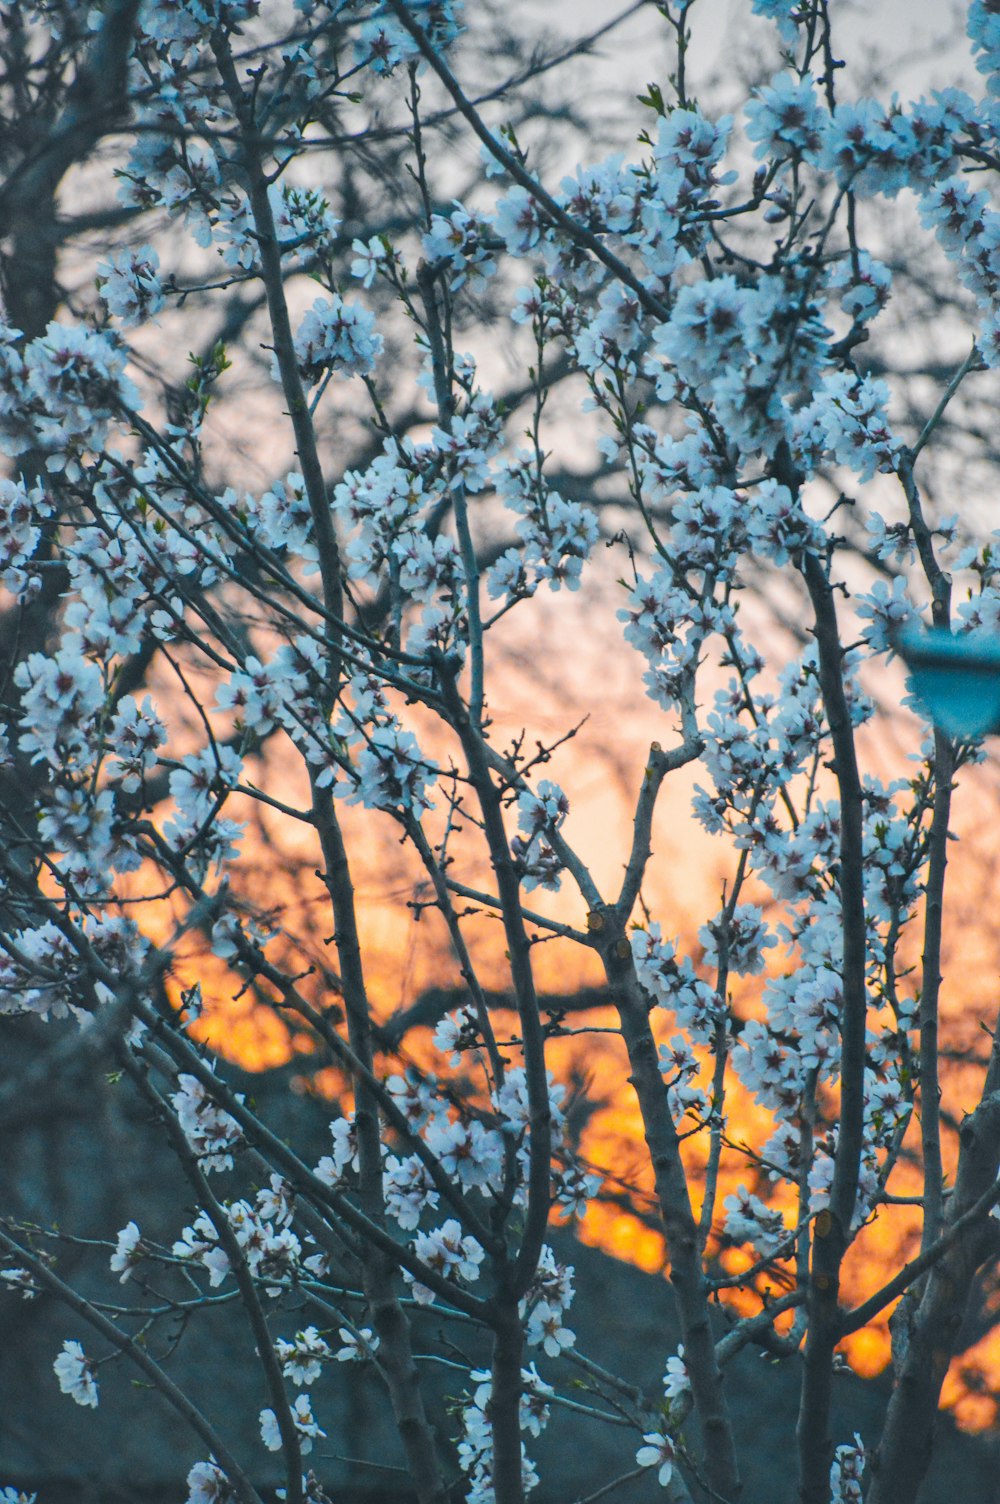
[488,454,599,604]
[512,780,569,892]
[830,1433,866,1503]
[170,1073,245,1173]
[288,295,383,386]
[457,1365,548,1503]
[8,4,1000,1502]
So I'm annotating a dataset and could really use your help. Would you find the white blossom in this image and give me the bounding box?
[109,1221,143,1283]
[830,1433,865,1502]
[663,1346,690,1401]
[260,1393,325,1454]
[336,1326,379,1362]
[185,1460,230,1504]
[407,1219,485,1304]
[53,1340,99,1408]
[636,1431,675,1487]
[275,1327,333,1386]
[286,295,383,387]
[98,246,165,326]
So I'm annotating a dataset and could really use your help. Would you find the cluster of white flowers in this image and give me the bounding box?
[0,476,43,596]
[107,695,168,793]
[12,2,1000,1500]
[830,1433,866,1503]
[171,1072,245,1172]
[745,72,826,163]
[334,1325,379,1363]
[14,642,105,772]
[521,1246,576,1358]
[172,1179,303,1293]
[0,1266,38,1301]
[488,454,599,605]
[631,924,718,1045]
[354,0,464,76]
[383,1152,439,1229]
[662,1345,690,1402]
[405,1218,485,1305]
[216,183,339,272]
[287,295,383,387]
[657,1035,709,1126]
[723,1184,789,1258]
[274,1327,333,1386]
[0,322,140,470]
[0,915,147,1020]
[422,203,497,290]
[511,779,569,892]
[334,724,439,817]
[697,903,777,978]
[456,1365,547,1503]
[98,246,166,326]
[260,1393,326,1454]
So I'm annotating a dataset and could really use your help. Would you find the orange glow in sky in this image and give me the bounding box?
[123,579,1000,1438]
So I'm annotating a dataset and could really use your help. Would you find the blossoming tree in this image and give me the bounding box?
[4,2,1000,1503]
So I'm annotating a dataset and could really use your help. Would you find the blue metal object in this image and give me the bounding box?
[896,625,1000,738]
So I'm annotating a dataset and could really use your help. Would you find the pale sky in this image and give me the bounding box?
[549,0,974,102]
